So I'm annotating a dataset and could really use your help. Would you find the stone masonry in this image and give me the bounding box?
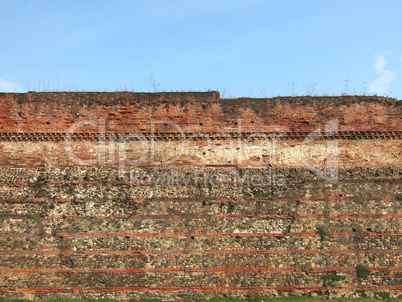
[0,92,400,299]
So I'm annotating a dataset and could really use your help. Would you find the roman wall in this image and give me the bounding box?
[0,92,400,299]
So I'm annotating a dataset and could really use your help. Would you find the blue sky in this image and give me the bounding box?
[1,0,401,98]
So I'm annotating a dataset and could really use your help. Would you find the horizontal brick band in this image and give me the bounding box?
[1,249,400,255]
[0,285,401,293]
[0,196,397,204]
[0,266,400,274]
[1,214,400,221]
[0,179,399,187]
[1,231,400,238]
[0,130,401,141]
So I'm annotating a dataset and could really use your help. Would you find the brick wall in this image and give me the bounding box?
[0,92,400,299]
[0,92,400,134]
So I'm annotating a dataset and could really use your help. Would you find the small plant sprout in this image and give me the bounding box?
[227,202,235,213]
[317,228,327,241]
[356,265,371,278]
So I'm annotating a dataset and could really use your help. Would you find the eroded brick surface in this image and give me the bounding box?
[0,92,400,299]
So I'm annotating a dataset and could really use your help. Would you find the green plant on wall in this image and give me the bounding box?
[356,265,371,278]
[374,291,391,299]
[28,213,42,223]
[0,212,14,217]
[255,192,271,198]
[227,202,235,213]
[396,193,402,200]
[317,228,327,241]
[321,271,346,287]
[243,191,271,198]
